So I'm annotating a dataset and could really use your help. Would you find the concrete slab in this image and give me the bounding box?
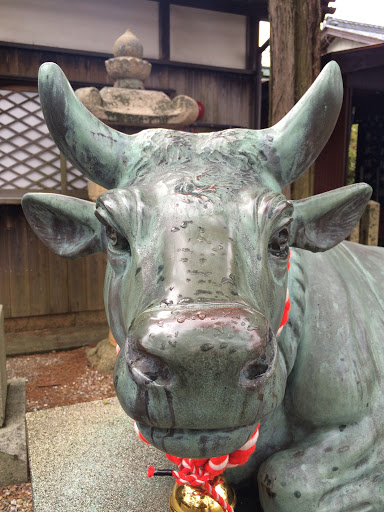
[0,378,28,485]
[0,306,6,426]
[27,398,175,512]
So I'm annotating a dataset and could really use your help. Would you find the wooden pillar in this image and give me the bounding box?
[159,0,170,62]
[60,153,67,194]
[0,306,6,428]
[254,43,263,130]
[246,14,262,129]
[269,0,322,199]
[269,0,295,126]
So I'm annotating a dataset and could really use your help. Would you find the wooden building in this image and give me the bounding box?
[315,43,384,245]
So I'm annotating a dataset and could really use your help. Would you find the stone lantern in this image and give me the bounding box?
[76,28,199,131]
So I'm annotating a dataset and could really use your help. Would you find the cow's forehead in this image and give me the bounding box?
[96,130,291,231]
[135,166,265,203]
[119,128,282,194]
[98,181,291,231]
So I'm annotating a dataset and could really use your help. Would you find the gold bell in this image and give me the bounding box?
[169,475,236,512]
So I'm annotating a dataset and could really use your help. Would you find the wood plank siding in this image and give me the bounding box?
[0,205,106,319]
[0,44,254,128]
[148,65,252,127]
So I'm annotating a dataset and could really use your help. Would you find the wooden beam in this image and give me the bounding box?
[5,323,109,355]
[323,44,384,74]
[150,0,269,18]
[60,153,67,194]
[254,51,262,129]
[0,44,256,83]
[259,38,270,54]
[246,14,259,70]
[269,0,295,126]
[321,0,336,19]
[0,44,111,85]
[348,67,384,91]
[151,60,254,74]
[0,189,89,205]
[246,14,265,129]
[159,0,170,61]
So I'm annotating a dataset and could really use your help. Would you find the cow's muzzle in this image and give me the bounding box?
[126,304,276,390]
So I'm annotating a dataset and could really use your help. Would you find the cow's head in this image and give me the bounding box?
[22,62,371,458]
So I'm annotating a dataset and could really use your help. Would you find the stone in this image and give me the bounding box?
[75,87,105,119]
[348,220,360,243]
[76,87,199,127]
[75,28,199,128]
[360,199,380,245]
[0,305,6,427]
[105,56,151,81]
[113,78,144,89]
[0,378,28,486]
[86,337,116,373]
[100,87,199,126]
[26,398,174,512]
[113,29,143,59]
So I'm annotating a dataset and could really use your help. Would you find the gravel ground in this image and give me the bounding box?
[1,346,115,511]
[0,484,33,512]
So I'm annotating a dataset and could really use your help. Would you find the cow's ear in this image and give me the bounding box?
[22,193,105,258]
[290,183,372,252]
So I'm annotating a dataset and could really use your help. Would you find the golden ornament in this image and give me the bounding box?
[169,475,236,512]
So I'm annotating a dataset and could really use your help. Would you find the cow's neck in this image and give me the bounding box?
[278,248,306,376]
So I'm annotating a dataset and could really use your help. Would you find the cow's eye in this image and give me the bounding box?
[106,225,130,253]
[269,226,290,258]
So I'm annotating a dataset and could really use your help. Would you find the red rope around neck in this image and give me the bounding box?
[136,422,260,512]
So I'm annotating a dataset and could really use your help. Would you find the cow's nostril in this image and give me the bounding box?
[242,360,269,380]
[131,361,171,385]
[126,342,172,386]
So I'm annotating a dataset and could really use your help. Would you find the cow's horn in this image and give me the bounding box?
[38,62,133,189]
[264,61,343,189]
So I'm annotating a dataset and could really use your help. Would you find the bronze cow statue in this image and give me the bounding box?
[22,62,384,511]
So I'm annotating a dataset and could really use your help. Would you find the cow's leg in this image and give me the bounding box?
[316,471,384,512]
[257,415,384,512]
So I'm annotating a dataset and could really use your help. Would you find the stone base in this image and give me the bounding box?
[360,200,380,245]
[26,398,174,512]
[0,378,28,486]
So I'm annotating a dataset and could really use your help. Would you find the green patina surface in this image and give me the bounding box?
[20,62,384,511]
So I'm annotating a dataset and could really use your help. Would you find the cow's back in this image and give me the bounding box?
[285,241,384,428]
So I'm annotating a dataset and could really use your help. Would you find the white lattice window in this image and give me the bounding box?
[0,89,87,194]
